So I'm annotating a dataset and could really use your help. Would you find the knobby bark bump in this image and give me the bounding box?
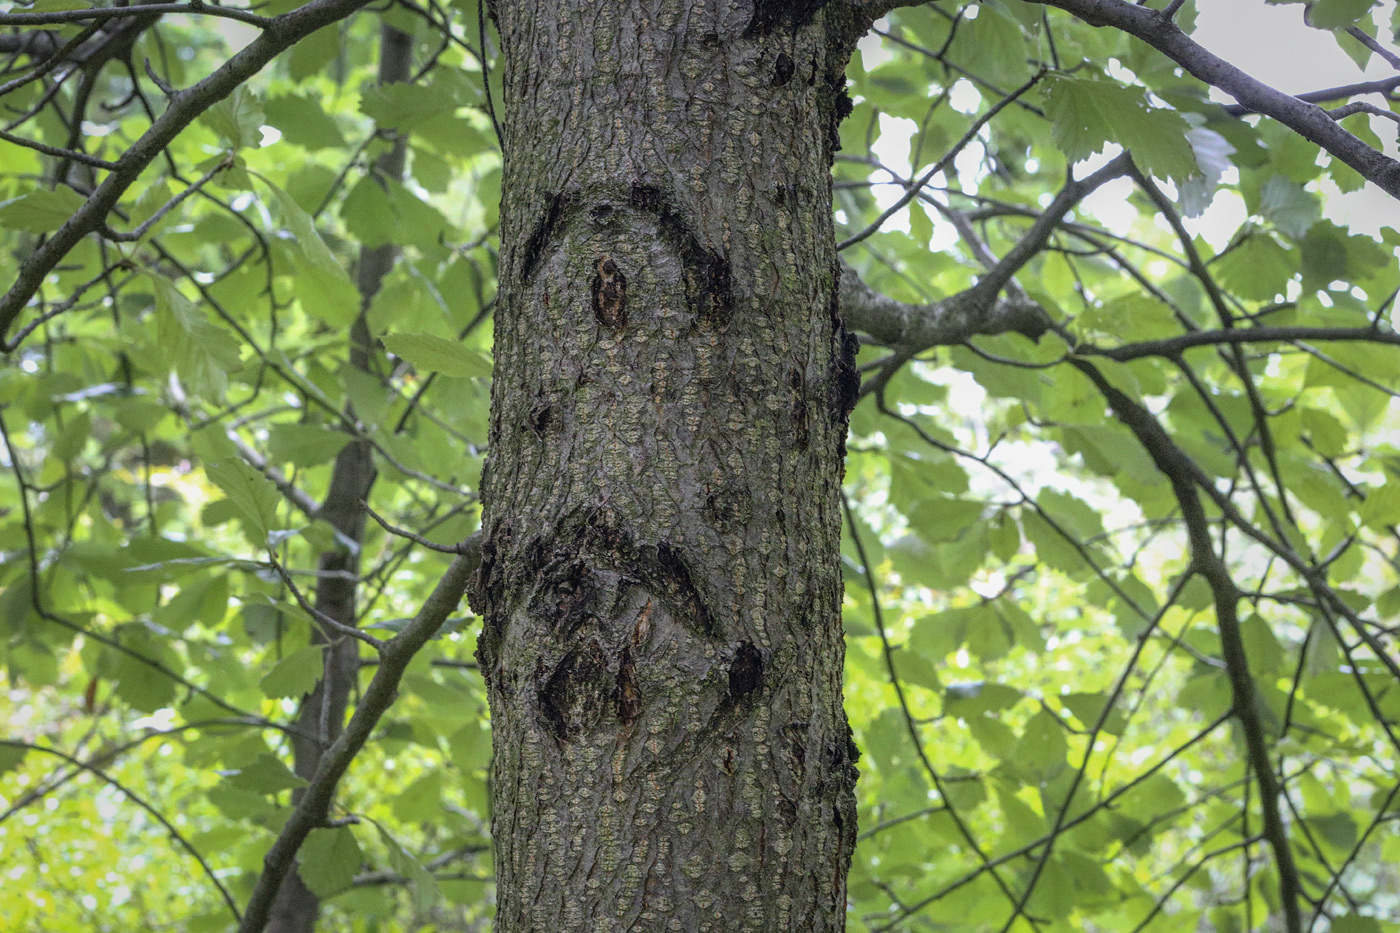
[470,3,866,929]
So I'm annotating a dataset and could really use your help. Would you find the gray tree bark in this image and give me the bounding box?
[471,2,869,930]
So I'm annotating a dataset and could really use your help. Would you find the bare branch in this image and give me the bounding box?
[0,3,271,28]
[1084,325,1400,360]
[1222,75,1400,116]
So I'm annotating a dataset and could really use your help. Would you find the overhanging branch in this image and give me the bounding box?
[1026,0,1400,198]
[0,0,380,343]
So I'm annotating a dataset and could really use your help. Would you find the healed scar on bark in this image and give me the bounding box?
[514,184,733,327]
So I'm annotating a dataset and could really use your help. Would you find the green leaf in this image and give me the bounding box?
[200,85,264,150]
[360,82,461,131]
[263,94,346,151]
[1330,914,1383,933]
[205,456,282,544]
[150,275,241,402]
[0,742,29,777]
[257,176,358,326]
[110,623,182,712]
[1258,175,1320,239]
[383,332,491,378]
[299,826,364,899]
[1359,483,1400,530]
[374,822,440,912]
[0,188,85,233]
[228,753,306,794]
[266,423,351,468]
[1214,233,1295,301]
[260,646,324,699]
[1306,0,1376,30]
[1043,76,1197,181]
[392,771,444,823]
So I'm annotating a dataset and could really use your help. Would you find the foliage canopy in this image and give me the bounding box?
[2,0,1400,930]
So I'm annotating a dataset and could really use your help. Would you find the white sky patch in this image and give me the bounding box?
[1195,0,1397,236]
[1185,188,1249,251]
[1080,172,1136,233]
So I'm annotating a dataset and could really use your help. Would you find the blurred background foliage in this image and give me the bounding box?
[1,0,1399,930]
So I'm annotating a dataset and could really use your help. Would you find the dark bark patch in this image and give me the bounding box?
[704,484,753,532]
[653,542,714,636]
[527,401,553,437]
[628,182,663,213]
[745,0,830,37]
[540,639,610,741]
[581,506,631,556]
[591,256,628,331]
[628,182,732,327]
[471,521,513,673]
[772,51,795,87]
[531,557,598,637]
[789,366,809,451]
[829,326,860,428]
[684,253,732,328]
[615,646,639,727]
[783,722,807,777]
[520,191,572,283]
[727,642,764,699]
[828,83,854,154]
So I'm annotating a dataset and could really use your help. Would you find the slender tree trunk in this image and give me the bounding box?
[265,23,412,933]
[473,3,862,929]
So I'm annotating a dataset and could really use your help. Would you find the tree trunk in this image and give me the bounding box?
[265,23,411,933]
[472,3,862,930]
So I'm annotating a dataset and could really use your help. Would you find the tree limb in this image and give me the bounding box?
[235,541,480,933]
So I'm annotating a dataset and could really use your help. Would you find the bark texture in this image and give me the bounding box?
[472,3,861,930]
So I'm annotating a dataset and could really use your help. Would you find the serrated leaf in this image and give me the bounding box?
[299,826,363,899]
[360,82,460,130]
[1043,76,1198,181]
[201,85,264,150]
[260,646,324,699]
[1259,175,1320,239]
[1214,233,1295,301]
[258,176,358,325]
[150,275,240,401]
[205,457,282,543]
[383,332,491,378]
[1179,127,1235,216]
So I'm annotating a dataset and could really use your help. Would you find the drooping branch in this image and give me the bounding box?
[1073,361,1305,933]
[1025,0,1400,198]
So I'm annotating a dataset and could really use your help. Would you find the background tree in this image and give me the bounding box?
[2,1,1400,932]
